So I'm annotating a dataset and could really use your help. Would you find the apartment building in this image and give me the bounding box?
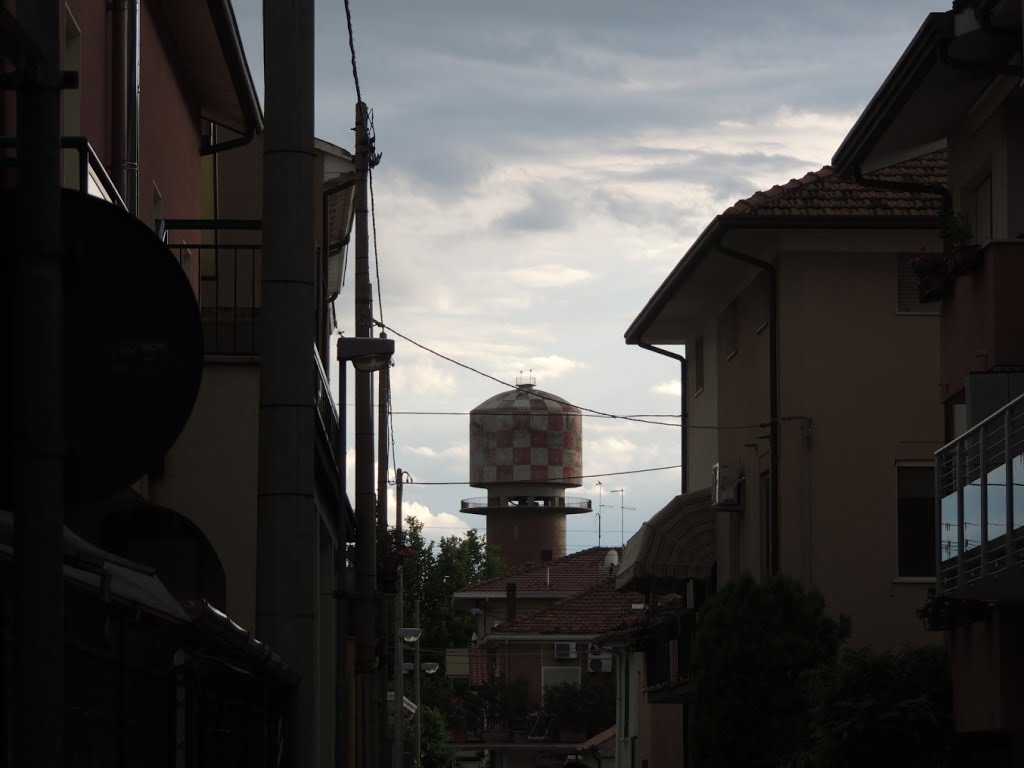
[831,1,1024,763]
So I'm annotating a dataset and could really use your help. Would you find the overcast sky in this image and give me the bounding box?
[234,0,940,552]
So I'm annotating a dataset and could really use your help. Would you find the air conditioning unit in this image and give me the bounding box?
[712,463,743,507]
[553,642,577,660]
[588,644,612,671]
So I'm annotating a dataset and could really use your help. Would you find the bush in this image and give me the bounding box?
[691,573,849,768]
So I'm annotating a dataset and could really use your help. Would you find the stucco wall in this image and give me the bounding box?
[704,229,943,650]
[149,363,260,627]
[776,234,942,649]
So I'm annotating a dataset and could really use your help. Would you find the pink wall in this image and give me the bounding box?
[940,243,1024,403]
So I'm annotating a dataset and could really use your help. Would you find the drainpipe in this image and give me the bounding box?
[123,0,140,216]
[638,344,687,495]
[716,241,780,575]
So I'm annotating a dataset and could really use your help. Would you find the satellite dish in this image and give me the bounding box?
[603,549,620,574]
[0,190,203,506]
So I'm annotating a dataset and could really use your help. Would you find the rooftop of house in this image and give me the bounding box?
[454,546,621,600]
[722,149,946,218]
[485,578,644,638]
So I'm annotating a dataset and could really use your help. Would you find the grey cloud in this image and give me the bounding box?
[492,188,575,234]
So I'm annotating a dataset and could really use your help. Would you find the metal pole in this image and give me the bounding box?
[393,469,404,768]
[354,100,379,768]
[597,481,602,547]
[414,600,422,765]
[378,352,391,767]
[336,360,350,768]
[13,3,64,767]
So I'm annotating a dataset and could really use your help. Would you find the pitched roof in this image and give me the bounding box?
[454,547,619,598]
[722,149,946,218]
[486,578,644,637]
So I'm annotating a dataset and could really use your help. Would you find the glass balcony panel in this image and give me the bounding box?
[941,492,958,564]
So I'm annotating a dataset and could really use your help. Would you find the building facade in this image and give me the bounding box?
[832,1,1024,763]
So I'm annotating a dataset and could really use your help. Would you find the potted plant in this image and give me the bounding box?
[906,250,949,303]
[942,209,979,275]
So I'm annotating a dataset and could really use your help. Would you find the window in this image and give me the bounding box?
[897,465,936,578]
[692,336,704,394]
[897,256,937,314]
[542,666,580,691]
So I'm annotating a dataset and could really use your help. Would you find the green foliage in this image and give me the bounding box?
[940,209,973,253]
[478,676,529,729]
[691,573,850,768]
[789,645,953,768]
[405,705,455,768]
[542,676,616,738]
[391,517,506,657]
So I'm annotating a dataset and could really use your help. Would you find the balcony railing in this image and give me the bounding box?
[161,219,262,357]
[460,496,593,511]
[937,392,1024,596]
[314,344,341,471]
[1,136,126,209]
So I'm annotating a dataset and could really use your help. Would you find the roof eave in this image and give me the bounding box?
[209,0,264,135]
[832,11,953,173]
[623,213,942,346]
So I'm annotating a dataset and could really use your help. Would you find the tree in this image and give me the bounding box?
[395,517,505,655]
[405,705,455,768]
[691,573,850,768]
[790,645,953,768]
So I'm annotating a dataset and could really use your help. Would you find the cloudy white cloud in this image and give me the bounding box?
[233,0,940,549]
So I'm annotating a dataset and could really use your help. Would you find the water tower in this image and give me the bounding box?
[462,375,592,566]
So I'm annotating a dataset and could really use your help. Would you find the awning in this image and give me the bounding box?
[616,488,715,593]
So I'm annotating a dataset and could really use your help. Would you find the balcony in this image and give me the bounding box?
[161,219,262,357]
[460,496,593,513]
[937,393,1024,599]
[162,220,343,478]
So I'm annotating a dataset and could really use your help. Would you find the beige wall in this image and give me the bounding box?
[149,363,260,627]
[692,228,944,649]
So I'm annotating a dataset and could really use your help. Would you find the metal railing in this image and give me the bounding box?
[936,392,1024,594]
[460,496,593,511]
[161,219,262,357]
[314,344,341,471]
[1,135,126,209]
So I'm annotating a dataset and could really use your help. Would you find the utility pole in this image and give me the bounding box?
[393,469,405,768]
[596,480,602,546]
[378,356,390,767]
[12,3,64,767]
[354,100,379,768]
[257,0,317,763]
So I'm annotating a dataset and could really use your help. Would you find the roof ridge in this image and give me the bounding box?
[457,546,616,593]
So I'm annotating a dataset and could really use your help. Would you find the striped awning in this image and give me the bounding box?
[615,488,715,593]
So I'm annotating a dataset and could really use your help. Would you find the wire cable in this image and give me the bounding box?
[404,463,682,486]
[375,320,763,431]
[342,0,362,104]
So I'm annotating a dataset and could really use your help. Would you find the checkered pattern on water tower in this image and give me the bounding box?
[469,388,583,488]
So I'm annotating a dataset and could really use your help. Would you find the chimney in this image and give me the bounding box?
[506,583,517,623]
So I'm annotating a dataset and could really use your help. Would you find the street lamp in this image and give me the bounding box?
[395,627,421,768]
[337,333,394,768]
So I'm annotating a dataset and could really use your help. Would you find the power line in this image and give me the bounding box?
[342,0,362,104]
[374,321,765,432]
[375,321,683,429]
[404,463,682,486]
[389,410,683,419]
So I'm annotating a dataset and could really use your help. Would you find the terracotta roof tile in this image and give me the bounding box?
[455,547,620,597]
[721,149,946,218]
[489,579,644,636]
